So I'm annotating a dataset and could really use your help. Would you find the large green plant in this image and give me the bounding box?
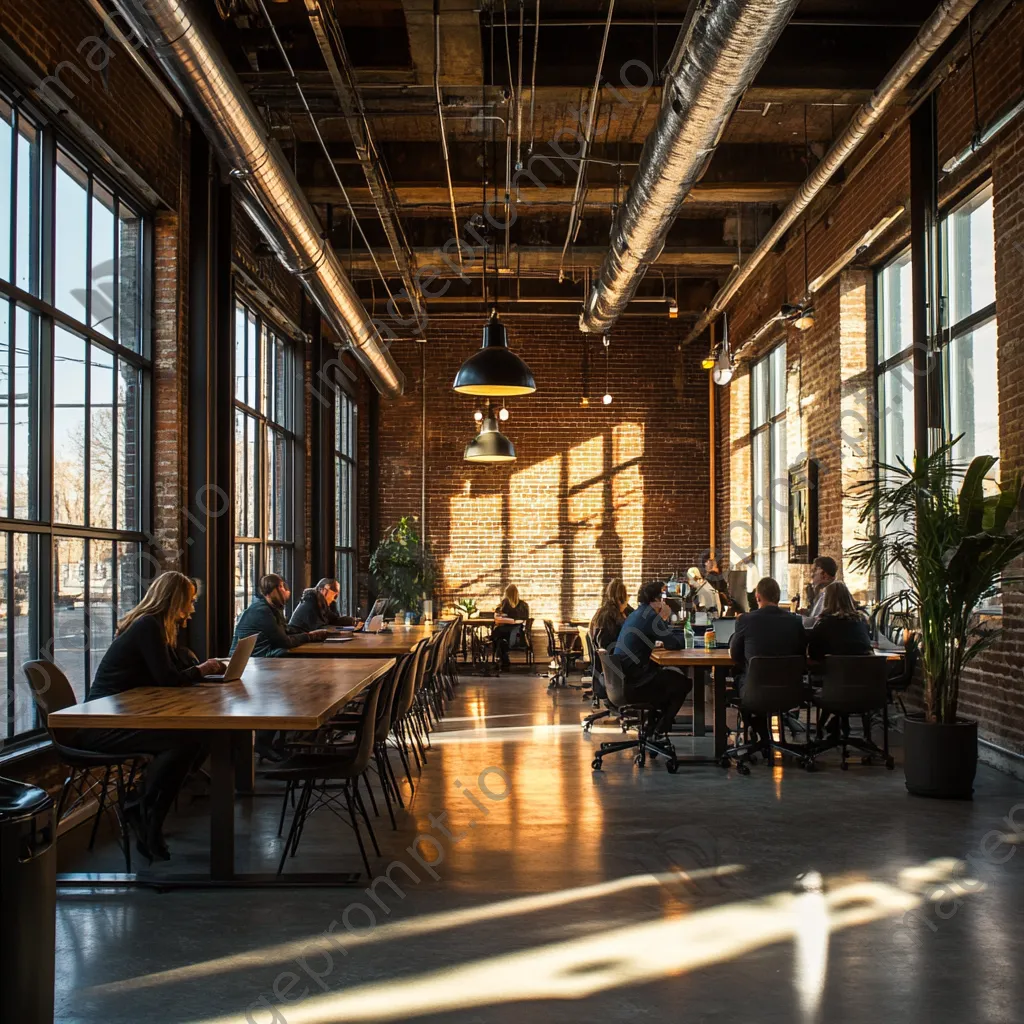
[369,516,437,614]
[849,442,1024,724]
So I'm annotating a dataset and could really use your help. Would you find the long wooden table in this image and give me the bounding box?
[650,647,904,764]
[290,624,432,657]
[50,657,395,888]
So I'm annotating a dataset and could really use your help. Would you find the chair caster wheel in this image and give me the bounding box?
[737,763,751,776]
[582,723,592,734]
[840,761,849,771]
[634,754,645,767]
[666,759,679,774]
[885,757,895,770]
[591,758,602,771]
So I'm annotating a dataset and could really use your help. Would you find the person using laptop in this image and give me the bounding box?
[231,574,329,658]
[232,574,328,761]
[289,577,363,632]
[75,572,224,863]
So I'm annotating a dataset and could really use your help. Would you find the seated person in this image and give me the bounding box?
[233,574,328,762]
[75,572,225,862]
[729,577,808,746]
[290,577,362,632]
[232,574,328,658]
[612,581,691,736]
[799,556,838,628]
[807,581,871,663]
[590,578,630,652]
[492,584,529,669]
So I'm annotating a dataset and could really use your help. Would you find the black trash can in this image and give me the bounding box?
[0,777,56,1023]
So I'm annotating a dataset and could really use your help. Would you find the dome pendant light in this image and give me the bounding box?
[464,402,517,463]
[453,313,537,397]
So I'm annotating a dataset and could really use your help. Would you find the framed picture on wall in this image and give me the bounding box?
[788,460,818,564]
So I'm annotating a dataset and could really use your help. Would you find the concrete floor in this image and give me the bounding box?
[55,669,1024,1024]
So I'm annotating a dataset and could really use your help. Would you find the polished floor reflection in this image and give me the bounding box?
[56,673,1024,1023]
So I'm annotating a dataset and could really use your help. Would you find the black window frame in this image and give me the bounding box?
[0,78,154,748]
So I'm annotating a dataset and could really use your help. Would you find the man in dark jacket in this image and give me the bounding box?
[231,574,328,658]
[289,578,362,632]
[232,575,328,761]
[613,581,690,735]
[729,577,807,745]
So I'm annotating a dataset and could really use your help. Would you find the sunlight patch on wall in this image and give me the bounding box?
[443,491,504,603]
[508,453,562,618]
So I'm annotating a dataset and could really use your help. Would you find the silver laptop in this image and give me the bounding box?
[206,633,257,682]
[711,618,737,646]
[362,597,389,632]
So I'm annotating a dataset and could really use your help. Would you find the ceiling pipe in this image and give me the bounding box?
[116,0,405,396]
[683,0,983,348]
[302,0,426,326]
[579,0,801,335]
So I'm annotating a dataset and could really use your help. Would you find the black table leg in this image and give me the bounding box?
[234,730,255,794]
[692,668,706,736]
[210,730,235,881]
[713,667,728,759]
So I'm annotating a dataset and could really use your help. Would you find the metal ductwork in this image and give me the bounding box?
[683,0,983,348]
[579,0,801,335]
[118,0,405,396]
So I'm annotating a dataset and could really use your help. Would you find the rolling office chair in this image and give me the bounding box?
[23,660,151,872]
[591,650,679,774]
[581,632,612,732]
[810,655,895,770]
[721,655,814,774]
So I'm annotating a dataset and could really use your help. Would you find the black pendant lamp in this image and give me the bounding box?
[453,313,536,397]
[464,403,516,462]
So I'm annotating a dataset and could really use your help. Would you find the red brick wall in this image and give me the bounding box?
[715,3,1024,759]
[364,316,711,623]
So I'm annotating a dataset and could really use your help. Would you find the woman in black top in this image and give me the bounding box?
[80,572,225,861]
[492,584,529,669]
[589,578,629,652]
[807,581,872,662]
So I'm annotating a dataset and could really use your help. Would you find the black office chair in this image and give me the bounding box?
[508,617,534,665]
[811,655,895,770]
[266,677,385,876]
[721,655,814,774]
[581,632,612,732]
[591,651,679,773]
[22,660,150,872]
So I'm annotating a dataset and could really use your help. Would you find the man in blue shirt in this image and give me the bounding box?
[613,581,690,735]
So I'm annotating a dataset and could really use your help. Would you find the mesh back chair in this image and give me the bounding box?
[581,632,612,733]
[266,677,385,877]
[22,660,150,872]
[811,655,895,770]
[722,655,814,775]
[591,651,679,773]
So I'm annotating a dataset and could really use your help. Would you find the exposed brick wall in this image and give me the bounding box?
[0,0,181,204]
[715,3,1024,756]
[364,316,711,623]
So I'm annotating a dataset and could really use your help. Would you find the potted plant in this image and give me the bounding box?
[849,442,1024,798]
[454,598,478,618]
[369,516,437,624]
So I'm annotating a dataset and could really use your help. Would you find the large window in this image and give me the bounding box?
[940,184,998,474]
[0,88,150,744]
[875,249,915,600]
[233,298,300,619]
[334,391,356,615]
[750,344,787,597]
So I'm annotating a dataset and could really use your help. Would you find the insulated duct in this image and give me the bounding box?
[579,0,801,335]
[118,0,405,396]
[684,0,983,348]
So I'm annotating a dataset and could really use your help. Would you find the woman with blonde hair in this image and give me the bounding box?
[77,572,225,861]
[492,583,529,670]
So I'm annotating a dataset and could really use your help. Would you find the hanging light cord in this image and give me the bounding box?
[969,12,982,144]
[254,0,396,304]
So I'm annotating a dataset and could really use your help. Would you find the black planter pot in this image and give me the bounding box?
[903,713,978,799]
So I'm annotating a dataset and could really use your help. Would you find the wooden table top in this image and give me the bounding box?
[652,647,904,667]
[290,624,432,657]
[48,657,395,731]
